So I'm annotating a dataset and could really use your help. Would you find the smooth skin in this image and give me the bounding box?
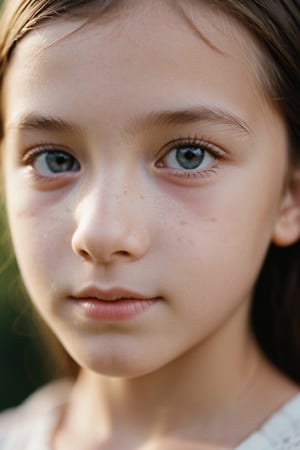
[2,1,300,449]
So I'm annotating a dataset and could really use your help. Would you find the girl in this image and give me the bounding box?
[0,0,300,448]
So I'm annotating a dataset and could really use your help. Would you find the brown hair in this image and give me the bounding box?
[0,0,300,382]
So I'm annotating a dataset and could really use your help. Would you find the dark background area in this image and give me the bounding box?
[0,209,50,412]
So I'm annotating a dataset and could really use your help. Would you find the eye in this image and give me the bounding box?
[157,139,218,172]
[24,148,80,176]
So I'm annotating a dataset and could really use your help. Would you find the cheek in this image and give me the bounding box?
[4,187,72,296]
[158,216,264,338]
[160,166,284,305]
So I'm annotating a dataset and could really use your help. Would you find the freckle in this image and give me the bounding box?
[210,217,217,223]
[140,194,144,200]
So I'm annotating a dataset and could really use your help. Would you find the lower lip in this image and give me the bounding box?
[70,297,159,321]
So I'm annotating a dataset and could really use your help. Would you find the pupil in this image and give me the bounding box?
[176,147,204,170]
[46,152,73,172]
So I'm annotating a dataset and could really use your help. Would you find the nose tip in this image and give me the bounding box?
[72,228,149,265]
[71,198,149,265]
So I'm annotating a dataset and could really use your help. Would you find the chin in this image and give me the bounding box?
[64,344,159,379]
[82,359,160,379]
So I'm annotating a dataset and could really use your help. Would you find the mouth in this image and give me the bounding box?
[69,287,161,321]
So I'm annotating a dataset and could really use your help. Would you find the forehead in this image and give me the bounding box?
[2,0,271,134]
[6,0,260,71]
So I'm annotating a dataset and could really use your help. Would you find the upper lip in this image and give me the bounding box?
[70,286,157,302]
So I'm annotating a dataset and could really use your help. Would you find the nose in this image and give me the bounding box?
[71,187,150,265]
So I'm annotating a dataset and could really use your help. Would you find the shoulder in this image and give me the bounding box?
[237,393,300,449]
[0,379,71,450]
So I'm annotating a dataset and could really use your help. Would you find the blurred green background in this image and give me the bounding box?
[0,208,51,412]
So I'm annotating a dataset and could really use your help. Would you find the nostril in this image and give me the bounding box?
[78,249,91,260]
[75,247,131,263]
[117,250,131,257]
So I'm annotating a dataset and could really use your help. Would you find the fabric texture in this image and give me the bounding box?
[236,394,300,449]
[0,380,71,450]
[0,382,299,449]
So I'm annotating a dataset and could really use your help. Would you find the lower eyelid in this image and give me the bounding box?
[23,170,79,191]
[155,161,222,184]
[171,160,220,175]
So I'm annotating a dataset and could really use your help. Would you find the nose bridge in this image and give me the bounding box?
[79,177,127,225]
[72,172,149,263]
[80,166,143,223]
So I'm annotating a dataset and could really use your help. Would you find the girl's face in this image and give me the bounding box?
[1,2,294,376]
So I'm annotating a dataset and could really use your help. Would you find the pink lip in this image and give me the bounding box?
[69,287,160,321]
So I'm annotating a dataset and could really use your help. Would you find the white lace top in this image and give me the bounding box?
[0,381,71,450]
[0,382,300,449]
[236,393,300,449]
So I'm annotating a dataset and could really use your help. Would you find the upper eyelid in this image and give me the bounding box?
[19,136,225,167]
[21,144,78,163]
[158,136,226,158]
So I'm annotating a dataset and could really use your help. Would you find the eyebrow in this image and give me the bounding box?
[6,113,80,134]
[127,105,251,136]
[6,105,251,136]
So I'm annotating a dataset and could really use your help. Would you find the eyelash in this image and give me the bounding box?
[155,136,225,180]
[20,136,225,183]
[21,144,80,179]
